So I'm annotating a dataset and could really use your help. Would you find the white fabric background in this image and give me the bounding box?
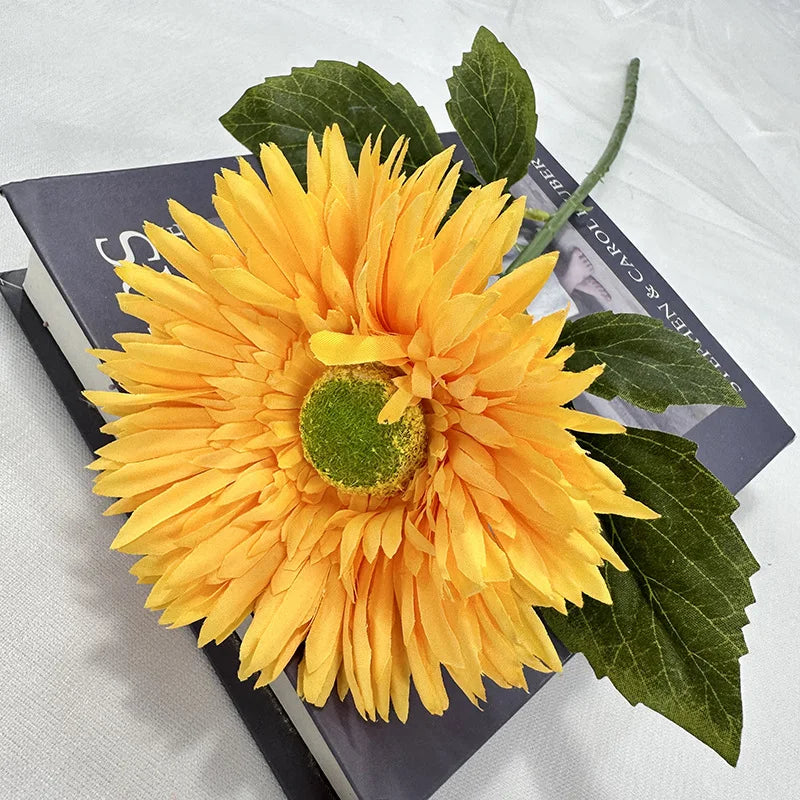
[1,1,799,798]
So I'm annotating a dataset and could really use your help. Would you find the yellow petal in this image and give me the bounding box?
[488,251,559,317]
[211,266,297,314]
[309,332,409,365]
[111,470,236,550]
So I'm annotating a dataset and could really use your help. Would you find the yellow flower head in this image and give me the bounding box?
[87,125,656,721]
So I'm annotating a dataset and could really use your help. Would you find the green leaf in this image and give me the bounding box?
[446,26,538,186]
[220,60,445,181]
[556,311,746,412]
[543,428,758,765]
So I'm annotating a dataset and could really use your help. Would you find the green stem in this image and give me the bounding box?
[507,57,640,273]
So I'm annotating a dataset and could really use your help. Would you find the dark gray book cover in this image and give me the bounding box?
[2,142,793,800]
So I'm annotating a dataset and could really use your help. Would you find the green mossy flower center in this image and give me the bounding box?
[299,365,427,496]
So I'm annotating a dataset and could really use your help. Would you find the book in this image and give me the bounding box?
[2,143,792,800]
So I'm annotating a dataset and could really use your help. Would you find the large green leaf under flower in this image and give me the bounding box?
[557,311,746,412]
[543,428,758,765]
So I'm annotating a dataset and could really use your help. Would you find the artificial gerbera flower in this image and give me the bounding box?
[86,124,656,722]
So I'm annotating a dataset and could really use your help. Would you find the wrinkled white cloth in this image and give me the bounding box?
[1,1,799,798]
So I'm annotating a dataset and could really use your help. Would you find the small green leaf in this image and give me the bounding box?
[446,26,538,186]
[543,428,758,765]
[557,311,746,412]
[220,60,445,181]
